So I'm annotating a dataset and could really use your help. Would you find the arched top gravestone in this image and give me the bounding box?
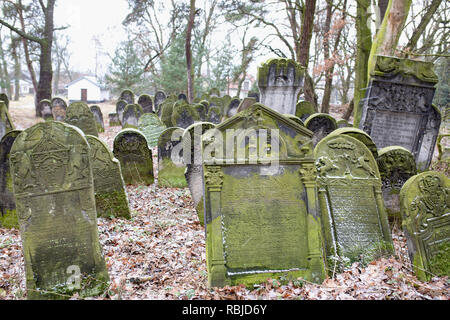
[305,113,338,147]
[9,121,109,299]
[295,101,316,121]
[157,127,187,188]
[154,91,166,111]
[138,113,167,147]
[65,102,98,137]
[284,114,305,127]
[90,105,105,133]
[38,99,53,120]
[207,106,222,124]
[314,134,392,259]
[171,102,200,129]
[119,89,135,105]
[51,97,67,121]
[122,104,144,129]
[193,103,208,121]
[160,99,176,127]
[329,127,378,159]
[137,94,153,113]
[400,171,449,281]
[116,99,128,124]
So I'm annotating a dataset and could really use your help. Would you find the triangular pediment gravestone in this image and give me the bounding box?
[9,121,109,299]
[90,105,105,133]
[202,103,325,288]
[113,129,154,185]
[157,127,186,188]
[400,171,449,281]
[138,113,167,148]
[0,130,21,228]
[314,134,393,260]
[51,97,67,121]
[65,102,99,137]
[86,135,131,219]
[0,101,14,141]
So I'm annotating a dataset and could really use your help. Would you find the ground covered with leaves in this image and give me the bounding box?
[0,99,449,300]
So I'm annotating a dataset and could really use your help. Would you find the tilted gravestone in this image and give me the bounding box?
[109,113,120,127]
[65,102,98,137]
[377,146,417,221]
[51,97,67,121]
[119,89,135,105]
[202,103,325,287]
[400,171,449,281]
[157,127,187,188]
[305,113,338,147]
[86,135,131,219]
[113,129,154,185]
[0,93,9,109]
[171,101,200,129]
[154,91,166,112]
[0,101,14,141]
[225,98,241,118]
[137,94,154,113]
[314,134,392,259]
[358,55,441,171]
[122,104,144,129]
[295,101,316,122]
[116,100,128,124]
[138,113,167,147]
[90,105,105,133]
[9,121,109,299]
[257,58,305,115]
[329,127,378,159]
[38,99,53,120]
[0,130,21,228]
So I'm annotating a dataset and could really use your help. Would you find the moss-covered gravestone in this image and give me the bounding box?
[0,93,9,109]
[178,93,187,101]
[400,171,449,280]
[314,135,392,260]
[90,105,105,133]
[0,130,21,228]
[38,99,53,120]
[122,104,144,129]
[137,94,153,113]
[378,146,417,221]
[138,113,167,147]
[9,121,109,299]
[207,106,222,124]
[65,102,99,137]
[119,89,135,105]
[305,113,338,147]
[295,101,316,121]
[202,103,325,287]
[160,99,176,127]
[171,102,200,129]
[225,98,241,118]
[358,55,441,171]
[113,129,154,185]
[0,101,14,141]
[337,119,352,128]
[51,97,67,121]
[247,92,260,102]
[284,114,305,127]
[329,127,378,159]
[154,91,166,112]
[86,135,131,219]
[236,97,257,114]
[109,113,120,126]
[116,100,127,124]
[257,58,305,115]
[193,103,208,121]
[157,127,186,188]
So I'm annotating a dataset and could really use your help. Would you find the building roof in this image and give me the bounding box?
[65,76,100,89]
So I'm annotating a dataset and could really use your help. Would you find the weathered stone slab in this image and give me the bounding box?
[314,134,393,259]
[157,127,186,188]
[39,99,53,120]
[109,113,120,126]
[358,55,441,171]
[400,171,449,280]
[236,97,257,113]
[202,103,325,288]
[122,104,144,129]
[305,113,338,147]
[90,105,105,133]
[295,101,316,121]
[119,89,135,105]
[154,91,166,112]
[138,113,167,147]
[0,101,14,141]
[113,129,154,185]
[160,99,176,126]
[329,127,378,159]
[257,58,305,115]
[171,101,200,129]
[377,146,417,221]
[207,106,222,124]
[86,135,130,219]
[137,94,153,113]
[225,98,241,118]
[116,100,128,124]
[51,97,67,121]
[193,103,208,121]
[0,130,21,228]
[9,121,109,299]
[65,102,98,137]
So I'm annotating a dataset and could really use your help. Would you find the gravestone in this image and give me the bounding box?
[154,91,166,112]
[257,58,305,114]
[65,102,98,137]
[9,121,109,299]
[225,98,241,118]
[51,97,67,121]
[0,93,9,109]
[119,89,135,105]
[178,93,187,101]
[171,102,200,129]
[236,97,257,113]
[0,101,14,141]
[377,146,417,221]
[337,119,352,128]
[137,94,154,113]
[207,106,222,124]
[193,103,208,121]
[122,104,143,129]
[109,113,120,126]
[0,130,21,228]
[284,114,305,127]
[39,99,53,120]
[400,171,449,281]
[113,129,154,185]
[116,100,128,124]
[138,113,167,147]
[247,92,260,102]
[329,127,378,159]
[90,105,105,133]
[202,103,325,287]
[314,135,392,259]
[305,113,338,147]
[157,127,187,188]
[295,101,316,122]
[160,99,176,127]
[86,135,131,219]
[358,55,441,171]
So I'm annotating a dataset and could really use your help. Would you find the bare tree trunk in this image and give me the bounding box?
[185,0,196,103]
[11,36,21,101]
[0,34,12,98]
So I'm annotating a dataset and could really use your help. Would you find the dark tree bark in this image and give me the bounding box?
[185,0,196,103]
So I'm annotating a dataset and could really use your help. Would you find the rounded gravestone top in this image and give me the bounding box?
[119,89,135,105]
[284,114,305,127]
[329,127,378,159]
[137,94,154,113]
[296,101,316,121]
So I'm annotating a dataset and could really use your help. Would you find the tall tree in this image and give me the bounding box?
[10,34,21,101]
[186,0,196,103]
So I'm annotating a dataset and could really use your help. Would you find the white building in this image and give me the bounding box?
[66,76,110,103]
